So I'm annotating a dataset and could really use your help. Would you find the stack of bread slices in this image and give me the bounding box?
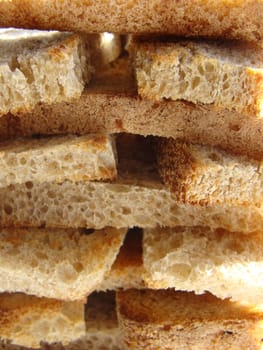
[0,1,262,349]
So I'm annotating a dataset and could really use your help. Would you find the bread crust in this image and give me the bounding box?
[2,60,263,159]
[157,139,263,206]
[117,289,263,350]
[0,1,262,42]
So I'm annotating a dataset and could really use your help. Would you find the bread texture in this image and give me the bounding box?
[134,40,263,117]
[0,1,262,41]
[3,58,263,159]
[1,156,263,233]
[143,226,263,304]
[0,293,85,348]
[157,139,263,206]
[99,228,145,291]
[0,29,90,117]
[117,289,263,350]
[0,134,117,188]
[0,227,126,300]
[0,292,120,350]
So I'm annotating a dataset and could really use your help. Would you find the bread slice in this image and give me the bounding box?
[0,29,90,117]
[0,292,120,350]
[0,227,126,300]
[143,226,263,304]
[99,228,145,291]
[0,29,121,70]
[0,1,262,42]
[0,293,85,348]
[3,57,263,160]
[157,139,263,207]
[117,289,263,350]
[134,39,263,117]
[1,136,263,233]
[0,134,117,188]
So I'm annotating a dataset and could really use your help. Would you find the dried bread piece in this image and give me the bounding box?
[0,293,85,348]
[3,57,263,159]
[134,40,263,117]
[0,134,262,233]
[157,139,263,206]
[0,134,117,188]
[0,29,121,70]
[0,1,262,42]
[0,227,126,300]
[0,292,120,350]
[117,289,263,350]
[144,226,263,305]
[0,29,90,117]
[1,156,263,233]
[99,228,145,291]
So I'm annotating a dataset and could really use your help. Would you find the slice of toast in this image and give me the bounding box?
[143,226,263,304]
[0,29,91,117]
[0,134,117,187]
[0,135,263,233]
[0,1,262,42]
[2,57,263,159]
[117,289,263,350]
[157,139,263,207]
[0,227,126,300]
[0,292,120,350]
[0,293,85,348]
[134,39,263,117]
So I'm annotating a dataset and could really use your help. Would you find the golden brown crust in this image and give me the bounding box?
[157,139,197,202]
[0,1,262,42]
[117,290,263,323]
[117,290,263,350]
[117,291,262,350]
[2,62,263,159]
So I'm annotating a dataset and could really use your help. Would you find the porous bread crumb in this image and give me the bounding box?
[144,226,263,304]
[0,227,126,300]
[2,57,263,159]
[0,29,90,117]
[1,177,263,233]
[135,40,263,117]
[0,293,85,348]
[0,134,117,187]
[0,292,121,350]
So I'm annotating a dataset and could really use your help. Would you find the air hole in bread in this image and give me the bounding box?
[73,262,84,273]
[167,263,191,281]
[4,204,13,215]
[25,181,34,189]
[79,228,95,235]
